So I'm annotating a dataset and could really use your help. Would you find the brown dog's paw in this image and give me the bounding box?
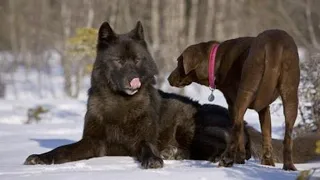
[235,152,246,164]
[218,148,237,167]
[141,155,164,169]
[283,163,297,171]
[261,157,275,167]
[24,154,52,165]
[235,157,245,164]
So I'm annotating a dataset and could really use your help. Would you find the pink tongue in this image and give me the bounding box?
[130,78,141,89]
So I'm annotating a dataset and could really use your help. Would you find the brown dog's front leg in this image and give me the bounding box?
[24,137,103,165]
[219,90,254,167]
[218,122,245,167]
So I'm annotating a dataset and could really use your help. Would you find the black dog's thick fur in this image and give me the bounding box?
[158,90,251,162]
[24,22,164,168]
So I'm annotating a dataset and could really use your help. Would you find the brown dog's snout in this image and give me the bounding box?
[168,67,195,88]
[167,69,181,87]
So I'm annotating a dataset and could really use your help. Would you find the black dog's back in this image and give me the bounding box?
[158,89,231,128]
[158,90,248,161]
[195,104,231,127]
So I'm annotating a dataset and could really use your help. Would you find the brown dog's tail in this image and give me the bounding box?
[247,125,320,163]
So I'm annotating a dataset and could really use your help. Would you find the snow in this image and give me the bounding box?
[0,119,317,180]
[0,68,319,179]
[0,120,309,180]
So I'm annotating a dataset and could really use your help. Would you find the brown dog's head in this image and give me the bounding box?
[168,41,218,88]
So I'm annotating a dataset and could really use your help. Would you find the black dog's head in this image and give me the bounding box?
[92,21,158,95]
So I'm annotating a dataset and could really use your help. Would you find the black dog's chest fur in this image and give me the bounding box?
[83,86,160,156]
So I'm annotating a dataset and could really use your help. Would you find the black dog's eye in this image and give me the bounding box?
[112,58,122,64]
[135,57,142,64]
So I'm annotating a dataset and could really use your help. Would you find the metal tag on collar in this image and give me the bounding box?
[208,87,215,102]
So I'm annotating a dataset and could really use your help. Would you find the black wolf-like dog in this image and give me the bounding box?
[25,22,165,168]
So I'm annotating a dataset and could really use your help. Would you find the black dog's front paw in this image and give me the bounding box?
[141,155,164,169]
[24,154,52,165]
[218,156,234,167]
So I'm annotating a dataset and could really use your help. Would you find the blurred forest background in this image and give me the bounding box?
[0,0,320,134]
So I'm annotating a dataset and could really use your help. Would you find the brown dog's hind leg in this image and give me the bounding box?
[281,94,298,171]
[279,64,299,171]
[258,106,275,166]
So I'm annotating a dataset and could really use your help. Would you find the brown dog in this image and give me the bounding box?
[167,29,300,171]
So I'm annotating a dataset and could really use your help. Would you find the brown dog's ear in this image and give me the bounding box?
[181,51,201,75]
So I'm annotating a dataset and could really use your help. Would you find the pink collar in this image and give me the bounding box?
[208,43,219,90]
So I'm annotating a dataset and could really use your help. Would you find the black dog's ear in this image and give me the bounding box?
[98,22,116,42]
[129,21,144,40]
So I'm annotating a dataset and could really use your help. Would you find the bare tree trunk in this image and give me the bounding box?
[36,54,43,98]
[109,0,119,28]
[60,1,73,97]
[178,0,187,47]
[305,0,320,49]
[0,81,5,98]
[8,0,19,99]
[44,52,56,98]
[61,56,73,97]
[151,0,160,50]
[247,0,258,36]
[0,58,5,98]
[230,0,240,38]
[41,0,56,98]
[204,0,216,39]
[20,37,31,81]
[195,0,208,42]
[277,0,310,48]
[122,0,133,29]
[73,57,86,98]
[150,0,163,88]
[85,0,95,28]
[215,0,228,40]
[188,0,199,44]
[72,0,96,98]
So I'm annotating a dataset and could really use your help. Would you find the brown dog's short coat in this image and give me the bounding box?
[168,29,300,171]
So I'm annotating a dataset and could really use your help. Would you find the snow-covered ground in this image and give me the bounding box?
[0,68,319,179]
